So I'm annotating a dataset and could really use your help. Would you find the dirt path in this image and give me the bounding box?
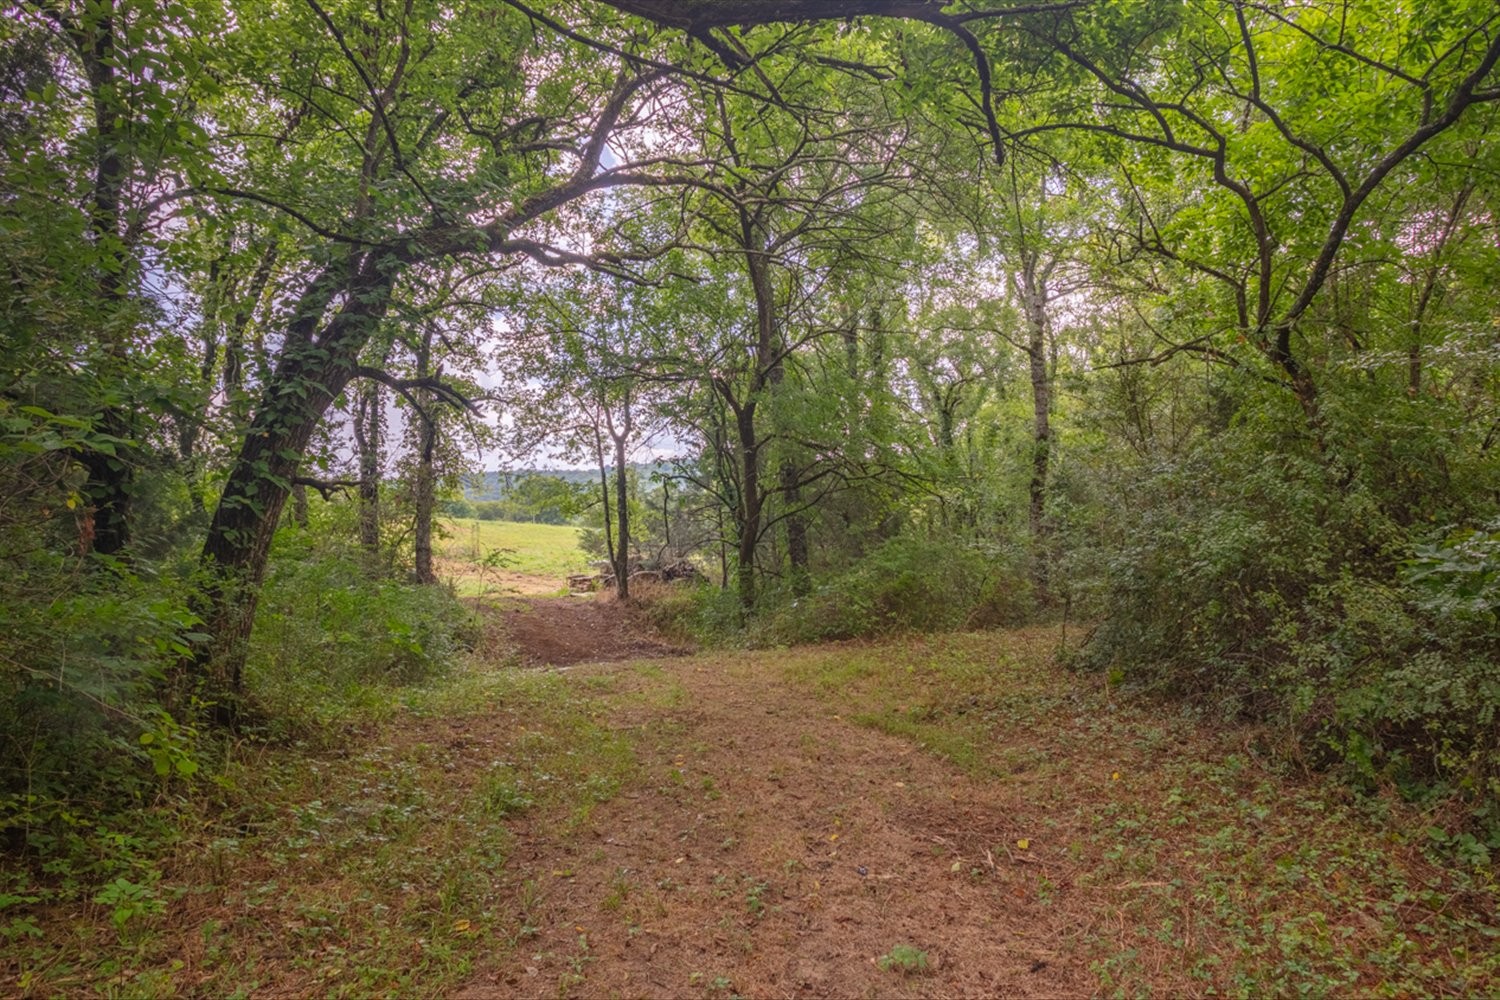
[492,595,691,667]
[11,599,1489,997]
[458,604,1089,998]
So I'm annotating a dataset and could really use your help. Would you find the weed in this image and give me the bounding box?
[481,769,535,817]
[744,880,769,919]
[878,943,930,974]
[601,870,632,913]
[93,876,165,935]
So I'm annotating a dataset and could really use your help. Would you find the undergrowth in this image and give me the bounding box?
[0,658,638,996]
[642,535,1035,647]
[1074,424,1500,837]
[245,528,480,731]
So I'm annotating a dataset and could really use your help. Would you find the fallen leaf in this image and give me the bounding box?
[451,919,471,933]
[828,833,839,842]
[1016,839,1030,850]
[950,861,962,872]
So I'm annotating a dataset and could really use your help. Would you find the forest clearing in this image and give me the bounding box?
[5,0,1500,996]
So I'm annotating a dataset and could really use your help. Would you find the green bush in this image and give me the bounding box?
[1077,427,1500,817]
[1,564,205,823]
[642,536,1033,647]
[639,581,744,645]
[440,497,475,519]
[707,537,1030,646]
[792,534,1030,642]
[246,529,478,728]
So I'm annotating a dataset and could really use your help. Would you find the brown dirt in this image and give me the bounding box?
[456,606,1090,998]
[434,556,570,596]
[491,594,692,667]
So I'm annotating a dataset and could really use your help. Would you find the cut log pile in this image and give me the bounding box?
[568,558,706,594]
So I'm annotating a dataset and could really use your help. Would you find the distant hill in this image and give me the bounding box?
[463,463,672,500]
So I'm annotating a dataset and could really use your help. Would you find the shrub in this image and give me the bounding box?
[441,497,475,519]
[1076,428,1500,819]
[638,580,743,645]
[757,535,1033,645]
[245,529,478,728]
[637,535,1035,647]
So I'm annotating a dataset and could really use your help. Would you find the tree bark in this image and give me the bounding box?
[595,424,616,579]
[1019,259,1052,598]
[613,423,631,599]
[292,483,310,528]
[736,211,782,607]
[193,260,393,704]
[72,0,135,556]
[354,381,383,570]
[412,326,438,585]
[733,399,761,609]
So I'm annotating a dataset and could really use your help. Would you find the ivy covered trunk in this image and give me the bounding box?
[192,262,393,706]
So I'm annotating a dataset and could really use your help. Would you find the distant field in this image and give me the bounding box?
[434,518,591,586]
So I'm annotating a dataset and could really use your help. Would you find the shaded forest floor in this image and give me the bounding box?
[5,598,1498,997]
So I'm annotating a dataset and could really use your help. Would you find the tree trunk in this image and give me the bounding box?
[613,429,631,599]
[75,2,135,557]
[412,327,438,585]
[732,210,779,609]
[1021,262,1052,598]
[734,401,761,609]
[1407,184,1471,396]
[292,483,309,528]
[780,461,809,595]
[197,402,328,703]
[595,425,616,578]
[193,262,393,706]
[354,381,383,570]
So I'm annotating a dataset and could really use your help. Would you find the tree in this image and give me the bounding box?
[187,0,686,699]
[498,272,666,598]
[665,65,911,606]
[1013,1,1500,427]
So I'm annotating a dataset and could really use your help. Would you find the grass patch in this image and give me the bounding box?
[435,518,588,585]
[878,943,930,975]
[2,661,638,997]
[782,627,1500,997]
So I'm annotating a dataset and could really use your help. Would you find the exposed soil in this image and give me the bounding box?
[457,604,1089,998]
[491,594,692,667]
